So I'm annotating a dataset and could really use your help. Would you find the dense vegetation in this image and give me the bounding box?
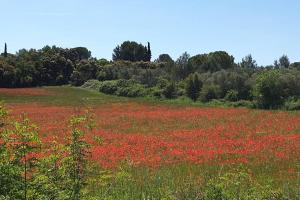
[1,41,300,109]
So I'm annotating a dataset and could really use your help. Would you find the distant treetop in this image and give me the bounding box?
[4,43,8,58]
[155,54,174,63]
[112,41,151,62]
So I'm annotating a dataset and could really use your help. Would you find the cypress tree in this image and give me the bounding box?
[193,73,201,95]
[186,75,195,101]
[185,73,202,101]
[147,42,151,61]
[112,45,121,61]
[4,43,7,57]
[163,82,177,99]
[143,46,148,61]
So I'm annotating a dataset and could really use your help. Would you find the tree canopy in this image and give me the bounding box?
[0,41,299,110]
[112,41,151,62]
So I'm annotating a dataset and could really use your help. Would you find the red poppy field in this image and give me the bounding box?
[1,87,300,189]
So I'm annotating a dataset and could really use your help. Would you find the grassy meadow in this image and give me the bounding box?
[0,86,299,199]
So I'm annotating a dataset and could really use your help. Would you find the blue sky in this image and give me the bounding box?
[1,0,299,65]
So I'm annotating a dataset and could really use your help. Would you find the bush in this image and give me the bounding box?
[204,168,285,200]
[149,79,178,99]
[70,71,84,86]
[284,98,300,111]
[81,79,102,91]
[149,87,163,98]
[99,79,146,97]
[99,80,118,94]
[253,70,284,109]
[200,84,221,102]
[205,169,255,199]
[207,99,226,107]
[116,83,146,97]
[162,82,177,99]
[225,89,239,102]
[231,100,255,108]
[55,75,65,85]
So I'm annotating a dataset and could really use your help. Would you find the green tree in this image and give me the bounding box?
[0,103,102,199]
[0,102,8,126]
[189,51,234,73]
[274,60,280,69]
[290,62,300,69]
[146,42,152,62]
[240,54,257,69]
[225,89,239,102]
[175,52,192,80]
[4,43,8,58]
[112,46,121,61]
[162,82,177,99]
[253,70,284,109]
[200,84,221,102]
[0,104,24,199]
[207,51,235,71]
[140,69,155,87]
[13,116,41,200]
[31,139,70,199]
[66,115,91,199]
[70,60,99,86]
[70,47,91,60]
[188,54,209,73]
[155,54,174,63]
[207,69,251,100]
[0,60,17,87]
[185,73,202,101]
[0,112,41,200]
[112,41,150,62]
[279,55,290,68]
[277,69,300,98]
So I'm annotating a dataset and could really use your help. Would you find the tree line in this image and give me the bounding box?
[1,41,300,109]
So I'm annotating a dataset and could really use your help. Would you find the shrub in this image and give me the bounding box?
[278,69,300,98]
[150,87,163,98]
[99,80,118,94]
[231,100,255,108]
[205,169,255,199]
[162,82,177,99]
[284,98,300,111]
[225,89,239,102]
[253,70,284,109]
[207,99,226,107]
[0,102,8,127]
[204,168,285,200]
[116,83,146,97]
[70,71,84,86]
[156,78,169,89]
[55,75,65,85]
[200,84,221,102]
[81,79,102,91]
[116,79,147,97]
[99,79,146,97]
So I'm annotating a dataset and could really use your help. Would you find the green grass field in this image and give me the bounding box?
[0,86,128,105]
[0,86,244,108]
